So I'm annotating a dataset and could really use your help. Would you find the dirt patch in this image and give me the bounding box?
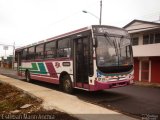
[0,82,78,120]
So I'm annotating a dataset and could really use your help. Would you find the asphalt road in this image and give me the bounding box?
[73,85,160,118]
[0,68,160,119]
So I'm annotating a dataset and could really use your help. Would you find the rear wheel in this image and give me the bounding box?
[25,71,31,82]
[62,75,73,93]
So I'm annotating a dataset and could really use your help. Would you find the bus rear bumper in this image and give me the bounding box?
[89,79,133,91]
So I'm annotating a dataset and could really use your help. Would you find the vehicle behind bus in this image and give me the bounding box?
[14,25,134,93]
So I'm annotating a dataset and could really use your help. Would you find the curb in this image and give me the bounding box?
[134,81,160,88]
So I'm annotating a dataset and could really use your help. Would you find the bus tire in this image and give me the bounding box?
[25,70,32,82]
[62,75,73,93]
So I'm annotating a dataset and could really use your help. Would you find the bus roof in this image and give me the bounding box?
[15,25,126,51]
[16,26,91,51]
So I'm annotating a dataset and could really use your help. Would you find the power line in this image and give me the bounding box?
[0,43,14,47]
[0,43,22,48]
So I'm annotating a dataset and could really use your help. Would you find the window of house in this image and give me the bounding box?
[143,35,149,44]
[57,38,71,58]
[45,41,56,58]
[149,33,154,44]
[35,44,44,59]
[131,37,139,46]
[155,33,160,43]
[27,46,35,60]
[143,33,160,44]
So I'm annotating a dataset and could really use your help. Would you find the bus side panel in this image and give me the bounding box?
[20,60,73,84]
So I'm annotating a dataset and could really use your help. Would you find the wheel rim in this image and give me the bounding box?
[64,79,71,91]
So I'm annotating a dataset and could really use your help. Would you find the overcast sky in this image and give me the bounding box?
[0,0,160,57]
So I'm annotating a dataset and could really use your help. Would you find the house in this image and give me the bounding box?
[124,19,160,84]
[0,55,13,69]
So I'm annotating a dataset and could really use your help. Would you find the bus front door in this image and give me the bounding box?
[74,37,89,89]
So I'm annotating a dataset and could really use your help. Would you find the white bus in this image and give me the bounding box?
[15,25,134,93]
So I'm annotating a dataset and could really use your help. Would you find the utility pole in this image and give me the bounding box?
[12,42,15,70]
[83,0,102,25]
[99,0,102,25]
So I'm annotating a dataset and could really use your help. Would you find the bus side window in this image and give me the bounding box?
[27,46,35,60]
[57,38,71,58]
[45,41,56,58]
[35,44,44,59]
[22,48,27,60]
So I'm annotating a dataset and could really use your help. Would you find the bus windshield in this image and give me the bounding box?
[96,35,133,73]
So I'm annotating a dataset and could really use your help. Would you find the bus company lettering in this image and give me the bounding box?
[55,62,60,68]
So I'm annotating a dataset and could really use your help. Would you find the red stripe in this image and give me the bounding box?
[31,73,50,77]
[16,27,89,51]
[31,75,59,84]
[46,27,89,42]
[45,62,58,78]
[21,58,72,62]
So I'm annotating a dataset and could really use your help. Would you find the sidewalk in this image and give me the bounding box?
[0,68,19,79]
[134,81,160,88]
[0,75,137,120]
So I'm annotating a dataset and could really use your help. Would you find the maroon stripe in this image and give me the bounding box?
[21,58,72,62]
[31,73,50,77]
[45,62,58,78]
[16,27,89,51]
[46,27,89,42]
[31,75,59,84]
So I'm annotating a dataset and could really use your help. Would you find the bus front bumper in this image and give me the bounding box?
[89,79,133,91]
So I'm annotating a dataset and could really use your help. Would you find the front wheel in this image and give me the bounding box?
[62,75,73,93]
[25,71,32,82]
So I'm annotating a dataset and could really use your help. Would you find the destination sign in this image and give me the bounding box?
[94,26,128,36]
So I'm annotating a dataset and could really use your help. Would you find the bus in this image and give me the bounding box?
[15,25,134,93]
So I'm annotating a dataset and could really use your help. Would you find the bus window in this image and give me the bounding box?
[45,41,56,58]
[57,38,71,58]
[22,48,27,60]
[27,46,35,60]
[35,44,44,59]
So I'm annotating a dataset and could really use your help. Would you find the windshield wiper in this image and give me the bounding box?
[103,33,118,56]
[104,33,113,47]
[118,36,124,57]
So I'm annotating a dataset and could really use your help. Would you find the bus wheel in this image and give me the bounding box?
[62,75,73,93]
[25,71,31,82]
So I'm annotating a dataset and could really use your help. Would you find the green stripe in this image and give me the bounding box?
[19,62,47,75]
[29,63,38,71]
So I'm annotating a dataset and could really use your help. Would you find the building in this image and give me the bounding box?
[0,55,13,69]
[0,57,2,67]
[124,19,160,84]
